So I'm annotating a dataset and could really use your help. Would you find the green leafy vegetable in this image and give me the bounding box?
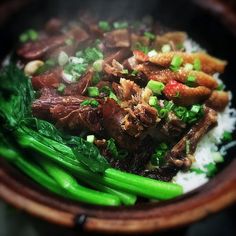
[113,21,128,29]
[98,21,111,32]
[222,131,232,142]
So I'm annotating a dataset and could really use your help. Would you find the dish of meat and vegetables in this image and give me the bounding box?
[0,15,235,206]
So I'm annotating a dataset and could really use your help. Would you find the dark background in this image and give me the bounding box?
[0,0,236,235]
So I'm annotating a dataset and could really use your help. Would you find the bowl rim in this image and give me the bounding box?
[0,158,236,234]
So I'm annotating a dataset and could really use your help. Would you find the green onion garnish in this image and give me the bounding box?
[216,83,225,91]
[185,140,190,155]
[147,80,165,95]
[170,55,183,71]
[28,29,39,41]
[58,51,69,66]
[191,104,201,113]
[121,69,129,74]
[222,131,232,142]
[193,58,201,71]
[144,32,156,40]
[113,21,128,29]
[185,75,196,87]
[109,91,119,102]
[87,87,99,97]
[159,108,168,118]
[92,72,101,85]
[93,59,104,72]
[19,33,29,43]
[184,63,193,71]
[86,135,95,143]
[161,44,171,53]
[149,96,158,106]
[57,83,66,93]
[98,21,111,32]
[81,99,99,107]
[134,42,150,54]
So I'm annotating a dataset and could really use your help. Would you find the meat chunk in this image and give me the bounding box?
[205,90,229,111]
[32,95,86,120]
[64,71,93,96]
[45,18,63,35]
[160,112,186,137]
[149,52,227,74]
[102,99,139,150]
[17,35,66,60]
[153,32,187,50]
[166,107,218,169]
[104,29,130,48]
[32,68,62,90]
[163,80,211,106]
[136,64,218,89]
[56,106,102,133]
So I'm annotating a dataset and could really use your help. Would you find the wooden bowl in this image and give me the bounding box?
[0,158,236,234]
[0,0,236,234]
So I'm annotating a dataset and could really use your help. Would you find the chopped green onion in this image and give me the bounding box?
[144,32,156,40]
[161,44,171,53]
[222,131,232,142]
[185,140,190,155]
[93,59,104,72]
[87,87,99,97]
[204,163,217,177]
[216,83,225,91]
[58,51,69,66]
[134,42,149,54]
[193,58,201,71]
[109,91,119,102]
[159,142,168,150]
[191,104,201,113]
[159,108,168,118]
[170,55,183,71]
[113,21,128,29]
[28,29,39,41]
[148,50,158,57]
[212,152,224,163]
[92,72,101,84]
[185,75,196,87]
[149,96,158,106]
[184,63,193,71]
[98,21,111,32]
[19,33,29,43]
[57,83,66,93]
[131,70,138,76]
[87,135,95,143]
[147,80,165,95]
[81,99,99,107]
[84,47,103,63]
[65,38,74,46]
[121,69,129,74]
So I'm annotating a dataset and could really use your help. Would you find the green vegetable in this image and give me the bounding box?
[159,108,168,118]
[186,75,196,87]
[185,140,190,155]
[204,163,217,177]
[193,58,201,71]
[121,69,129,74]
[134,42,150,54]
[147,80,165,95]
[92,72,101,84]
[65,38,74,46]
[113,21,128,29]
[144,32,155,40]
[93,59,103,72]
[216,83,225,91]
[184,63,193,71]
[107,138,128,159]
[151,142,168,166]
[87,135,95,143]
[87,87,99,97]
[84,47,103,63]
[19,29,38,43]
[161,44,171,53]
[58,51,69,66]
[38,158,120,206]
[149,96,158,106]
[105,168,183,200]
[170,55,183,71]
[212,152,224,163]
[57,83,66,93]
[222,131,232,142]
[98,21,111,32]
[36,59,56,75]
[80,99,99,107]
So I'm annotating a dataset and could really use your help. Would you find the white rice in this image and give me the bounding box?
[173,39,236,193]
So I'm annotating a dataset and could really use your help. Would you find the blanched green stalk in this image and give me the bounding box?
[38,158,121,206]
[71,169,137,205]
[0,147,66,197]
[105,169,183,200]
[16,129,183,200]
